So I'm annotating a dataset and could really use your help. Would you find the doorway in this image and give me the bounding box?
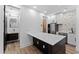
[4,5,20,53]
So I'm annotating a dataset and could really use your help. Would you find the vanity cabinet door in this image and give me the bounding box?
[33,37,49,54]
[42,42,49,54]
[33,37,40,48]
[39,40,49,54]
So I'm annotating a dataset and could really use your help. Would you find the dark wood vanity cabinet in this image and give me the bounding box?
[6,33,18,42]
[33,37,49,54]
[33,37,66,54]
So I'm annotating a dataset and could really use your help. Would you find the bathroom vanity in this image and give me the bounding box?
[28,32,66,54]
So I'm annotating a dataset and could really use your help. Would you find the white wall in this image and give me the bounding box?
[56,10,76,32]
[48,10,76,33]
[20,6,42,48]
[47,15,56,24]
[76,6,79,53]
[0,5,4,53]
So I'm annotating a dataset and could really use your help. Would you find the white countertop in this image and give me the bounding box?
[27,32,66,45]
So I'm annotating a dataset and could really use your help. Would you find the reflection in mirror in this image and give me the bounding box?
[9,18,18,28]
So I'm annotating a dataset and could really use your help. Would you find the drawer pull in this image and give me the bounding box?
[43,45,45,48]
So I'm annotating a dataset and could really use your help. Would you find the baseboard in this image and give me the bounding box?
[6,40,19,44]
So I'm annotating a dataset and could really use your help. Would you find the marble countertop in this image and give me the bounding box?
[27,32,66,45]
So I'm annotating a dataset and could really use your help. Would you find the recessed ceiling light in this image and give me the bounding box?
[29,9,35,13]
[40,13,45,16]
[33,6,37,9]
[44,11,47,13]
[51,15,56,18]
[63,9,66,12]
[47,16,50,18]
[60,13,63,16]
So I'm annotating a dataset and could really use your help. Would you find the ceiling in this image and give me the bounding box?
[24,5,76,15]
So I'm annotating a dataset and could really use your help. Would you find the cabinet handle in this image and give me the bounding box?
[37,41,39,44]
[43,45,45,48]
